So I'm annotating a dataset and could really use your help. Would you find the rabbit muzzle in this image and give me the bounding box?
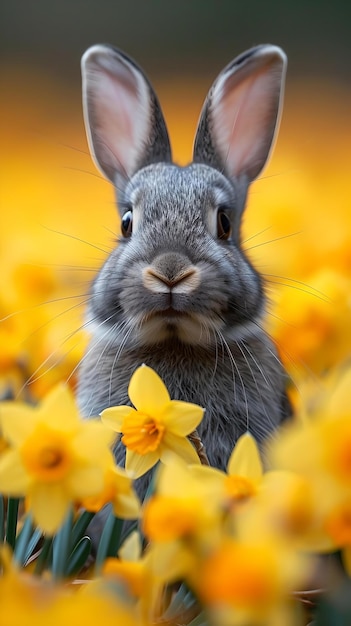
[142,254,200,294]
[139,253,203,341]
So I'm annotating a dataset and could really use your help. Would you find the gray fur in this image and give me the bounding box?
[78,44,290,496]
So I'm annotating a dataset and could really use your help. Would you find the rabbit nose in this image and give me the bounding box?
[142,266,200,294]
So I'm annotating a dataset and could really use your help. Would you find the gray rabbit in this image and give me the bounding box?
[78,44,291,481]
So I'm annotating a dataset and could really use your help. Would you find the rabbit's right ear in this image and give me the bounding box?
[193,45,287,182]
[81,45,172,184]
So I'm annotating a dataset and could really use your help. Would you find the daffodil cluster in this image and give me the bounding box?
[0,384,139,534]
[2,363,351,625]
[270,365,351,574]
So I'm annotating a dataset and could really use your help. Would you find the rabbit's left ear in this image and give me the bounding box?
[193,45,287,181]
[81,45,172,184]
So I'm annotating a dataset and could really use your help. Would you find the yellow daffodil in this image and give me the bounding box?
[324,500,351,576]
[267,268,351,378]
[0,544,139,626]
[0,545,55,626]
[267,365,351,556]
[143,494,205,543]
[104,556,146,597]
[0,385,114,534]
[144,456,224,543]
[51,585,139,626]
[186,432,264,536]
[141,457,225,583]
[81,456,140,519]
[239,470,336,555]
[190,432,263,507]
[225,431,263,499]
[101,365,204,478]
[103,531,163,623]
[197,536,306,626]
[142,434,265,584]
[271,365,351,491]
[0,257,88,401]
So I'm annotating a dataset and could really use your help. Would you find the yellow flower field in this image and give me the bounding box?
[1,72,351,398]
[1,68,351,625]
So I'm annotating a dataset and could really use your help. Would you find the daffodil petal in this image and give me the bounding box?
[0,405,36,445]
[190,465,226,495]
[72,421,115,464]
[156,456,194,497]
[227,432,263,480]
[149,541,194,581]
[298,530,337,553]
[110,466,136,495]
[128,365,170,414]
[113,492,140,520]
[119,530,142,561]
[125,449,160,479]
[161,432,201,465]
[66,465,105,498]
[162,401,204,435]
[0,449,30,495]
[328,368,351,416]
[30,482,69,534]
[38,384,82,431]
[101,406,137,433]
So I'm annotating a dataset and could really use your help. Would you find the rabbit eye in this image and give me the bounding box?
[121,209,133,238]
[217,208,232,240]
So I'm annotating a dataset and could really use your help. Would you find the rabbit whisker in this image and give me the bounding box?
[217,328,250,430]
[264,274,330,303]
[40,224,114,254]
[108,321,136,406]
[244,230,301,252]
[237,339,276,436]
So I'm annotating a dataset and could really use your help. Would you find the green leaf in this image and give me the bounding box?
[0,496,4,542]
[52,507,74,579]
[143,463,159,503]
[5,498,20,550]
[14,515,34,565]
[94,513,123,574]
[120,518,138,546]
[314,582,351,626]
[162,583,204,626]
[162,583,189,617]
[34,536,53,576]
[66,536,91,577]
[71,510,95,549]
[24,528,43,565]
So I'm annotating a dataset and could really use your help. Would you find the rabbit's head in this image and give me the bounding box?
[81,45,286,348]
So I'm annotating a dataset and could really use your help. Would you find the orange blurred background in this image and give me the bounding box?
[1,1,350,399]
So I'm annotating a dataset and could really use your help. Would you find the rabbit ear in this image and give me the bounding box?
[81,45,172,184]
[193,45,287,181]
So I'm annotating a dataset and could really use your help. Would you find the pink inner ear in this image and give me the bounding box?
[97,71,135,151]
[211,62,283,181]
[84,53,151,181]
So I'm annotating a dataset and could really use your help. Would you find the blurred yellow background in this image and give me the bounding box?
[1,1,350,400]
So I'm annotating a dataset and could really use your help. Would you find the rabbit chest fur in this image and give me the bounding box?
[77,43,291,475]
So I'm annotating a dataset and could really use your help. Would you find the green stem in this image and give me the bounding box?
[0,496,4,542]
[5,498,20,550]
